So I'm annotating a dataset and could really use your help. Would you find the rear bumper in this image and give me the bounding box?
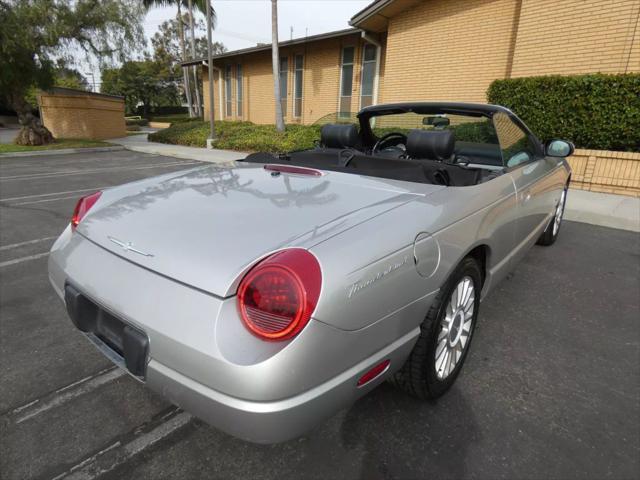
[146,327,417,444]
[48,228,424,443]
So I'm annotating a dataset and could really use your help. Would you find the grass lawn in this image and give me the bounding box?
[149,120,321,153]
[0,138,112,154]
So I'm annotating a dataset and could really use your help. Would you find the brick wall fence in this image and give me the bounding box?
[568,149,640,197]
[38,87,126,140]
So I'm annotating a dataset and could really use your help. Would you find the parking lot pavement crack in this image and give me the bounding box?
[44,408,192,480]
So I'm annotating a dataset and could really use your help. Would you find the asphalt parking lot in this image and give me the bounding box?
[0,150,638,480]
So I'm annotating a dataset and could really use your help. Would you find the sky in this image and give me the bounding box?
[89,0,370,89]
[143,0,370,50]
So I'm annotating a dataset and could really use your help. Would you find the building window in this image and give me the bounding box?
[360,44,377,108]
[339,46,354,118]
[294,54,303,118]
[225,65,232,117]
[279,56,288,116]
[236,64,243,118]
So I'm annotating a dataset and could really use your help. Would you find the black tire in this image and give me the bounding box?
[391,257,482,400]
[537,186,568,246]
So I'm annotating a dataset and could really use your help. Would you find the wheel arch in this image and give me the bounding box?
[465,244,490,287]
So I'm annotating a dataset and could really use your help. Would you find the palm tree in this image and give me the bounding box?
[142,0,215,117]
[271,0,285,132]
[187,0,201,116]
[186,0,216,117]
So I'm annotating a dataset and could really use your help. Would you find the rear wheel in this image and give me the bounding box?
[391,257,482,399]
[537,186,567,246]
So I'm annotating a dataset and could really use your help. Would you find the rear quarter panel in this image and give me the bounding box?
[310,173,517,332]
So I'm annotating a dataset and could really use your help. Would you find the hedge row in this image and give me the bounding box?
[149,121,322,153]
[487,73,640,152]
[134,105,188,116]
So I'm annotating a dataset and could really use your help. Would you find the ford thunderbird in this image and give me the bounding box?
[48,102,573,443]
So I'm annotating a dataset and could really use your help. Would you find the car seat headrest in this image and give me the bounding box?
[406,129,455,161]
[320,124,360,149]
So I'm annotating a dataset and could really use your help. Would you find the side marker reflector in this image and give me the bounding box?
[357,359,390,387]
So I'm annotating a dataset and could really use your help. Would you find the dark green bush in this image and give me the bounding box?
[135,105,188,116]
[125,118,149,127]
[487,73,640,151]
[149,121,322,153]
[450,120,499,144]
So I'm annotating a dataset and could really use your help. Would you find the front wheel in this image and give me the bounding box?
[391,257,482,399]
[537,186,567,246]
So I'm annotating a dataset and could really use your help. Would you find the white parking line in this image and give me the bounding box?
[0,188,104,202]
[0,161,199,181]
[0,236,57,251]
[12,195,84,206]
[52,409,192,480]
[11,368,126,424]
[0,251,49,267]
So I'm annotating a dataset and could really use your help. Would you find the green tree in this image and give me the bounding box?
[142,0,215,117]
[102,60,179,115]
[151,14,225,110]
[0,0,144,145]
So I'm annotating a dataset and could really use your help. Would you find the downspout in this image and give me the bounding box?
[203,61,224,122]
[360,30,381,106]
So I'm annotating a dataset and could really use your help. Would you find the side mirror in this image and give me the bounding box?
[546,139,575,157]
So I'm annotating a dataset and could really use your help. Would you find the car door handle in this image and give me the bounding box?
[521,191,531,204]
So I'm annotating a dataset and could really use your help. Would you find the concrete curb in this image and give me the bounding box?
[108,136,246,164]
[0,145,124,158]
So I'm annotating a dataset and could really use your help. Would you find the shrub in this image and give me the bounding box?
[487,73,640,151]
[125,118,149,127]
[149,121,322,153]
[134,105,188,116]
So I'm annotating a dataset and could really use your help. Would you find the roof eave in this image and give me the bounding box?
[180,27,360,67]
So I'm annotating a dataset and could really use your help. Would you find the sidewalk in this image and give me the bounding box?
[109,134,247,164]
[565,189,639,233]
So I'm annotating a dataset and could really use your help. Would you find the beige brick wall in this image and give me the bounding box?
[203,33,376,125]
[511,0,640,77]
[380,0,520,103]
[38,90,125,140]
[568,149,640,197]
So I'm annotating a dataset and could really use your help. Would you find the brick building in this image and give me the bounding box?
[184,0,640,125]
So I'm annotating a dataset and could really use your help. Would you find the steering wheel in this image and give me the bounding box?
[372,132,408,153]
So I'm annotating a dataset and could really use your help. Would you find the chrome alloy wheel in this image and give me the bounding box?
[552,189,567,236]
[435,276,475,380]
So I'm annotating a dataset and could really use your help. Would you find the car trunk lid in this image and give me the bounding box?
[79,163,442,297]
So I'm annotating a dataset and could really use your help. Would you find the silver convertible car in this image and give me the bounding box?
[49,102,573,443]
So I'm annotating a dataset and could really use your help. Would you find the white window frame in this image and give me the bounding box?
[293,54,304,119]
[224,64,232,117]
[359,43,378,110]
[236,64,243,118]
[338,46,355,118]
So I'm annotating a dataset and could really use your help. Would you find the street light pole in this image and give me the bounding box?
[205,0,216,147]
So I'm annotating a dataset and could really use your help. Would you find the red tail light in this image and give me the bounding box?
[237,248,322,341]
[71,191,102,230]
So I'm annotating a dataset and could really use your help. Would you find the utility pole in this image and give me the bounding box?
[271,0,285,132]
[205,0,216,146]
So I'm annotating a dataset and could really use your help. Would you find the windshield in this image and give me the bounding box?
[367,111,503,167]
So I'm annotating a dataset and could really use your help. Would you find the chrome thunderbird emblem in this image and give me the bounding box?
[108,236,154,257]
